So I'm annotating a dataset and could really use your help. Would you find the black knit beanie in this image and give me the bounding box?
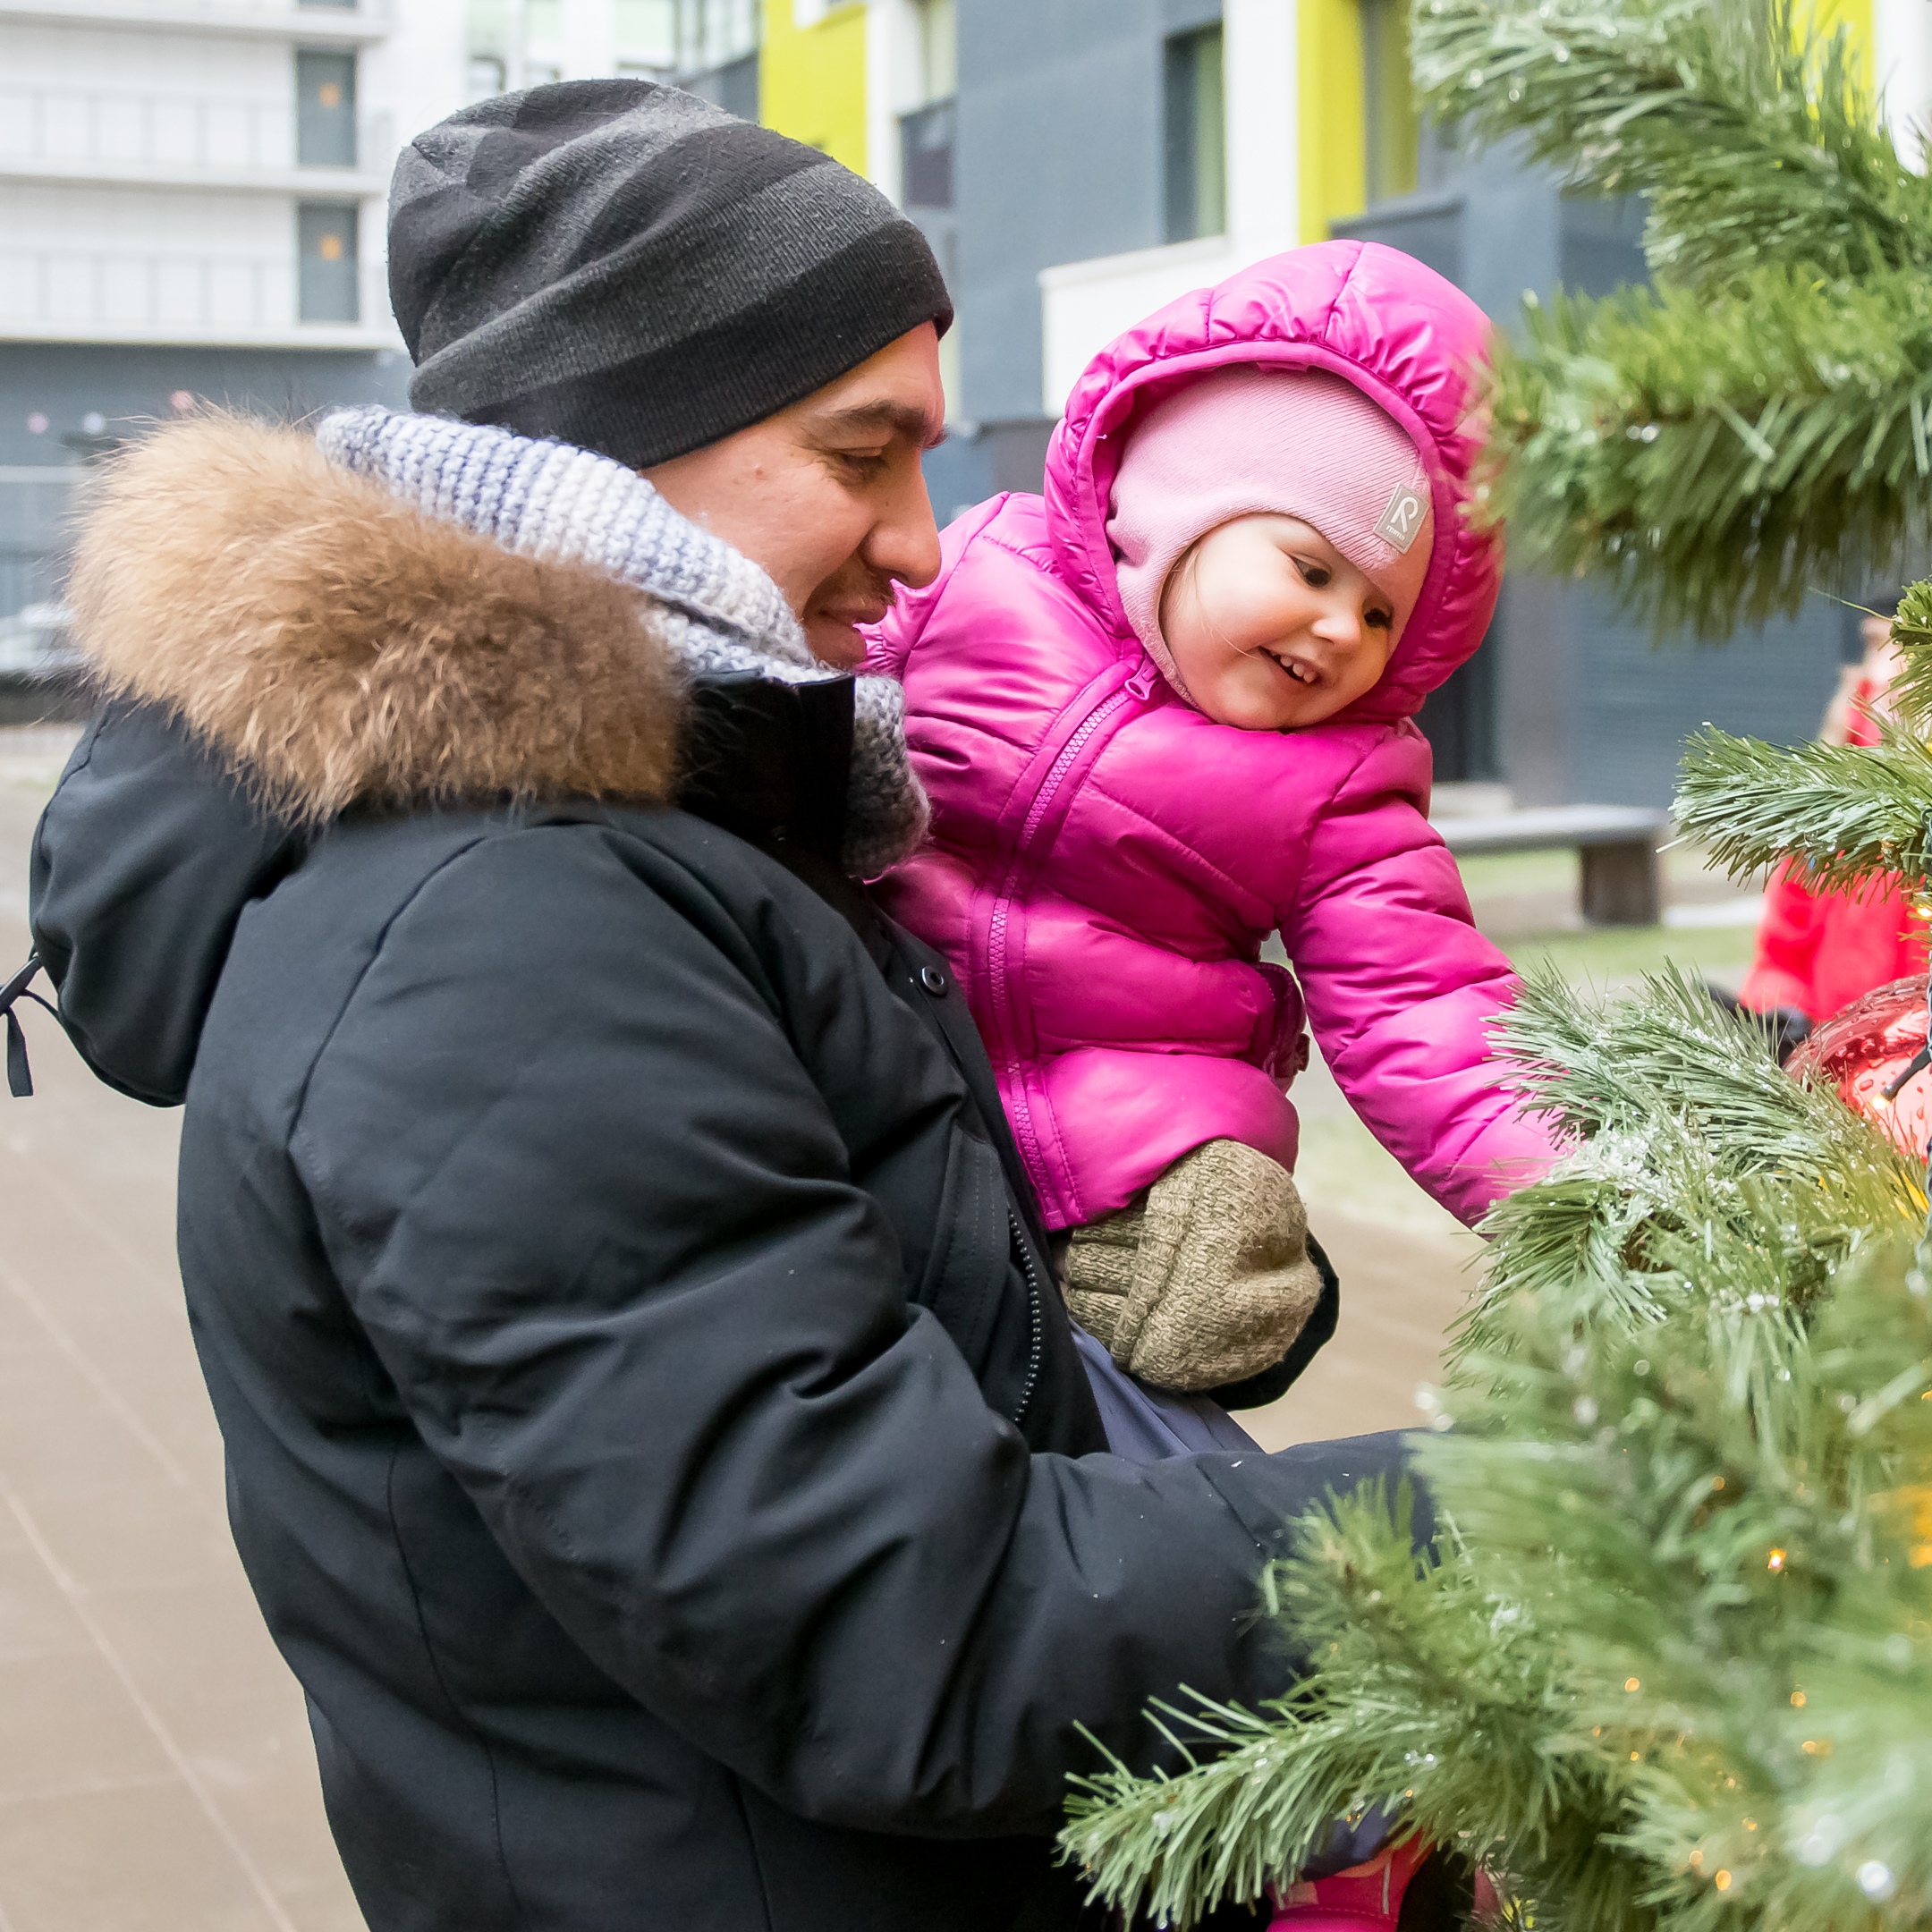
[388,80,953,470]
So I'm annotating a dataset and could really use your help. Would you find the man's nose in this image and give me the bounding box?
[866,460,943,590]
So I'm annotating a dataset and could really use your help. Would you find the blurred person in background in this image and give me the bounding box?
[1736,591,1927,1055]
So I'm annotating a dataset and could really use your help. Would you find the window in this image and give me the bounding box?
[298,202,359,322]
[296,50,357,167]
[899,97,953,210]
[673,0,758,72]
[468,54,507,97]
[1362,0,1419,204]
[1163,24,1225,243]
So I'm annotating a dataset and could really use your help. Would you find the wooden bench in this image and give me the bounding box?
[1434,803,1670,927]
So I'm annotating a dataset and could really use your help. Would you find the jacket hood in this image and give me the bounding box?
[66,413,687,822]
[1043,238,1502,725]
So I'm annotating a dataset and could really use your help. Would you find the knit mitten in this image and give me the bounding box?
[1063,1139,1325,1393]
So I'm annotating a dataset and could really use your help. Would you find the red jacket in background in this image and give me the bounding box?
[1739,674,1927,1022]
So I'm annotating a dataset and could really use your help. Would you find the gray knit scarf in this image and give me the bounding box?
[315,405,928,878]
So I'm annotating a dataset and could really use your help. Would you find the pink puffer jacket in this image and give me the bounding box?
[866,240,1557,1232]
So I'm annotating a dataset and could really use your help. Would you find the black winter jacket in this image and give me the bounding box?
[26,419,1418,1931]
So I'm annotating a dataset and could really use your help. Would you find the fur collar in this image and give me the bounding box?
[66,411,928,876]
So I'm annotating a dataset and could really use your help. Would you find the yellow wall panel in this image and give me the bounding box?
[1805,0,1874,84]
[1299,0,1367,242]
[760,0,871,176]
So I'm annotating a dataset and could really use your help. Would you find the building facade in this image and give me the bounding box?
[0,0,780,653]
[13,0,1932,801]
[0,0,473,653]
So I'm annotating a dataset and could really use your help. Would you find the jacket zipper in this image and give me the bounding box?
[1006,1206,1044,1427]
[985,668,1148,1215]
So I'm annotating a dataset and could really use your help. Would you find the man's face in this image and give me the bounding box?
[644,324,946,668]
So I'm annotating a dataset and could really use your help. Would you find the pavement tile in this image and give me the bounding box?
[0,1781,289,1932]
[15,1481,235,1602]
[0,1384,180,1504]
[0,1648,173,1804]
[85,1578,300,1742]
[1246,1215,1477,1452]
[0,1540,92,1665]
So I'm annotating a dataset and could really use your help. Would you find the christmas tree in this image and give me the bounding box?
[1058,1,1932,1924]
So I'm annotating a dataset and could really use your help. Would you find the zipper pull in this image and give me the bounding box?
[1124,660,1158,701]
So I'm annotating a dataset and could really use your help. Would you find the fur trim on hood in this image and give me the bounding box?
[68,413,685,826]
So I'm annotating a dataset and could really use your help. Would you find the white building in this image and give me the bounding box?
[0,0,471,635]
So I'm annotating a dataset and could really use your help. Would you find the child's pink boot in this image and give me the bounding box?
[1267,1838,1496,1929]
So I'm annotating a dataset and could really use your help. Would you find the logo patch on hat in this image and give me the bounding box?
[1374,484,1428,554]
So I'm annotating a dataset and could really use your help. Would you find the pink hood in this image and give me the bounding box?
[1047,237,1500,721]
[868,242,1555,1233]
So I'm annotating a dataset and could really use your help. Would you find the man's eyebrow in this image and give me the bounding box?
[811,400,946,450]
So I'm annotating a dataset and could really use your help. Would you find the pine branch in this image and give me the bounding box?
[1061,1484,1638,1931]
[1674,723,1932,889]
[1476,267,1932,637]
[1411,0,1931,288]
[1466,964,1919,1363]
[1494,962,1860,1153]
[1883,578,1932,728]
[1064,1237,1932,1928]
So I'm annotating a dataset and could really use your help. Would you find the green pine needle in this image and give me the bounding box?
[1412,0,1928,290]
[1414,0,1932,636]
[1674,724,1932,890]
[1476,270,1932,637]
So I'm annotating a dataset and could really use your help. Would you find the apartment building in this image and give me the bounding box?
[0,0,470,654]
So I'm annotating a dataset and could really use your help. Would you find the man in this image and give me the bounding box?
[23,83,1416,1930]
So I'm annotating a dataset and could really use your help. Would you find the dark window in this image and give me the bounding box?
[900,97,954,210]
[681,51,758,123]
[298,202,360,322]
[298,0,356,10]
[1163,24,1225,243]
[1416,631,1498,782]
[1361,0,1418,205]
[296,50,357,167]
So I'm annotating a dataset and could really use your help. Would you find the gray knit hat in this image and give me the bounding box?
[388,80,953,470]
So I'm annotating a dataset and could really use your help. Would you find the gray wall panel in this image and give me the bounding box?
[956,0,1197,423]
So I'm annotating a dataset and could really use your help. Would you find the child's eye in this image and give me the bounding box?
[1366,607,1393,631]
[1294,558,1330,589]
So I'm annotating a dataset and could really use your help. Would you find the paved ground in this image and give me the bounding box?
[0,730,365,1931]
[0,724,1711,1925]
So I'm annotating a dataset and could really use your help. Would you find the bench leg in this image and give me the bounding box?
[1580,839,1661,927]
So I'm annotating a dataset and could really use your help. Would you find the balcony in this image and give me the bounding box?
[0,88,393,192]
[0,245,400,346]
[0,0,388,41]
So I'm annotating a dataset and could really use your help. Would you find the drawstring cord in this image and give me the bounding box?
[1,952,55,1097]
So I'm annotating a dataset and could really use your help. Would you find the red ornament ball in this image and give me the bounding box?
[1786,974,1932,1157]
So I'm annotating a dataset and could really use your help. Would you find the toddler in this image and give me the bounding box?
[866,239,1557,1410]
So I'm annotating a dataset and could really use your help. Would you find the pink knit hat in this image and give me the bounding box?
[1107,366,1434,698]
